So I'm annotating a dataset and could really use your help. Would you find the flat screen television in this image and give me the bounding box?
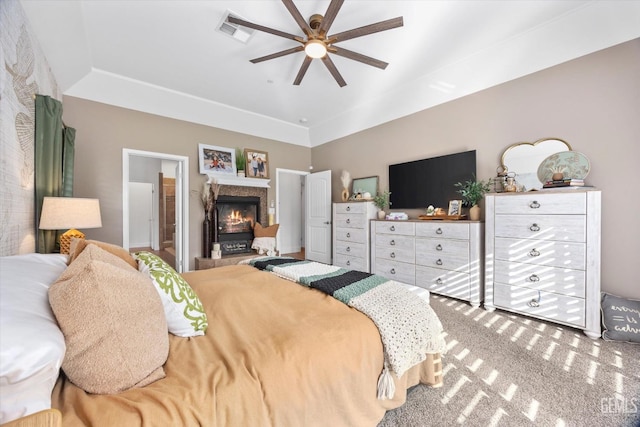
[389,150,476,209]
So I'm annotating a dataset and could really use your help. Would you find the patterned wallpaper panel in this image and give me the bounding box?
[0,0,61,255]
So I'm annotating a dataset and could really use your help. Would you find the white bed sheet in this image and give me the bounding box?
[0,253,68,424]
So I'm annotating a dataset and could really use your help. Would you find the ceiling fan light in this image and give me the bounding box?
[304,40,327,59]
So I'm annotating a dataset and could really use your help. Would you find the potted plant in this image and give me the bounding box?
[373,190,391,220]
[235,148,246,177]
[454,175,492,220]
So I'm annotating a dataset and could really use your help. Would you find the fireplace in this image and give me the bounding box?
[216,195,260,255]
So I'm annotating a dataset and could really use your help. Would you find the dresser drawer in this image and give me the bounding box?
[375,221,415,236]
[335,202,368,214]
[375,234,414,251]
[373,259,415,285]
[375,245,415,264]
[494,260,585,297]
[334,214,368,229]
[495,214,586,242]
[416,222,469,240]
[495,192,586,215]
[493,283,585,327]
[494,237,586,270]
[415,238,470,271]
[334,255,367,272]
[335,240,367,259]
[334,227,366,244]
[416,266,470,300]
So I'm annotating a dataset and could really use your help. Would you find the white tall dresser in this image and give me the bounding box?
[332,202,378,272]
[484,189,601,338]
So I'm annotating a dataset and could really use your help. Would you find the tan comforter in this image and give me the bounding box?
[51,265,442,426]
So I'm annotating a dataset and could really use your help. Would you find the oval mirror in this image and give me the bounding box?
[501,137,572,191]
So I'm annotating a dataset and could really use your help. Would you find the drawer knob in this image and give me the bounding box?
[436,259,443,266]
[436,244,443,251]
[529,248,541,257]
[346,232,351,238]
[529,274,540,282]
[346,206,351,211]
[436,228,443,235]
[346,260,351,266]
[390,268,396,275]
[390,239,396,246]
[346,247,351,252]
[529,200,541,209]
[529,223,541,232]
[346,219,350,224]
[390,225,396,231]
[390,252,396,258]
[436,278,443,285]
[528,291,542,308]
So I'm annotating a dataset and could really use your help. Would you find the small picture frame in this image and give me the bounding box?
[244,149,269,179]
[448,200,462,216]
[351,176,378,199]
[198,143,236,176]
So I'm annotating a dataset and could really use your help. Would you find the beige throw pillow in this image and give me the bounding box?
[253,222,279,238]
[49,259,169,394]
[68,238,138,269]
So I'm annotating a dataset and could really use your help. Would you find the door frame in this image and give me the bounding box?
[123,149,189,273]
[275,168,308,254]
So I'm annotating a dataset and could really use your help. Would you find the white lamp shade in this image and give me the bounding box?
[39,197,102,230]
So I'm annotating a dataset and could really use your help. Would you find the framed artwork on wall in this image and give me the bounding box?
[244,149,269,179]
[198,144,237,176]
[351,176,378,199]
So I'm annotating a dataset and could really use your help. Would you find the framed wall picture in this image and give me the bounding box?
[351,176,378,199]
[448,200,462,216]
[198,144,237,176]
[244,149,269,179]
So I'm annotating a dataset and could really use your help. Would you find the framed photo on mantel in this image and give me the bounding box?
[244,149,269,179]
[198,143,237,176]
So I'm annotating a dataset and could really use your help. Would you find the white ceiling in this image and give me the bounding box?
[20,1,640,147]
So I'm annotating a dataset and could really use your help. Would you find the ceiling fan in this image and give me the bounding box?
[227,0,403,87]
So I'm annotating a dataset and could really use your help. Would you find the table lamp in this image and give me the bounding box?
[39,197,102,254]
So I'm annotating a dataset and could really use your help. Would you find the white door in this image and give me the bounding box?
[129,182,153,248]
[305,170,332,264]
[173,162,184,272]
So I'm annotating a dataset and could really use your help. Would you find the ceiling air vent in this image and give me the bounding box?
[217,11,255,44]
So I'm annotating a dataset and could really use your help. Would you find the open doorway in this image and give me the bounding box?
[276,168,307,259]
[123,149,189,273]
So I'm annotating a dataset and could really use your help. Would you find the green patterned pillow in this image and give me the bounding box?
[134,252,208,337]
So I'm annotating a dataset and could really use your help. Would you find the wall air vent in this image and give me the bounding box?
[217,11,255,44]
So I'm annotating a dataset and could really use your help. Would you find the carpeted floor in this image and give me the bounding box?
[379,295,640,427]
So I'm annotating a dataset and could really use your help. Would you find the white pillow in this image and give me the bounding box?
[0,253,68,424]
[134,252,208,337]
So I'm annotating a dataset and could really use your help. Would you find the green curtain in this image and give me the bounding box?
[34,94,76,253]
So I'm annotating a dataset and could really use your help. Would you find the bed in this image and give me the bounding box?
[0,242,445,427]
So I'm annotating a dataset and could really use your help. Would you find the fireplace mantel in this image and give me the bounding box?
[206,174,270,188]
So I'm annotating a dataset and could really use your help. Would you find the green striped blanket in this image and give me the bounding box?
[244,256,446,399]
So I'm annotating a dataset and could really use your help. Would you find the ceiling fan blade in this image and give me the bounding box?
[329,16,403,43]
[321,55,347,87]
[250,46,304,64]
[227,16,302,42]
[331,46,388,69]
[318,0,344,37]
[293,56,313,86]
[281,0,313,36]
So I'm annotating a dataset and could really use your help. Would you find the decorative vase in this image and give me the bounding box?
[469,205,481,221]
[211,201,219,243]
[341,188,349,201]
[377,210,386,220]
[202,216,212,258]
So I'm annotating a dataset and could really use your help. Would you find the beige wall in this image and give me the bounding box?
[311,39,640,299]
[61,98,311,270]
